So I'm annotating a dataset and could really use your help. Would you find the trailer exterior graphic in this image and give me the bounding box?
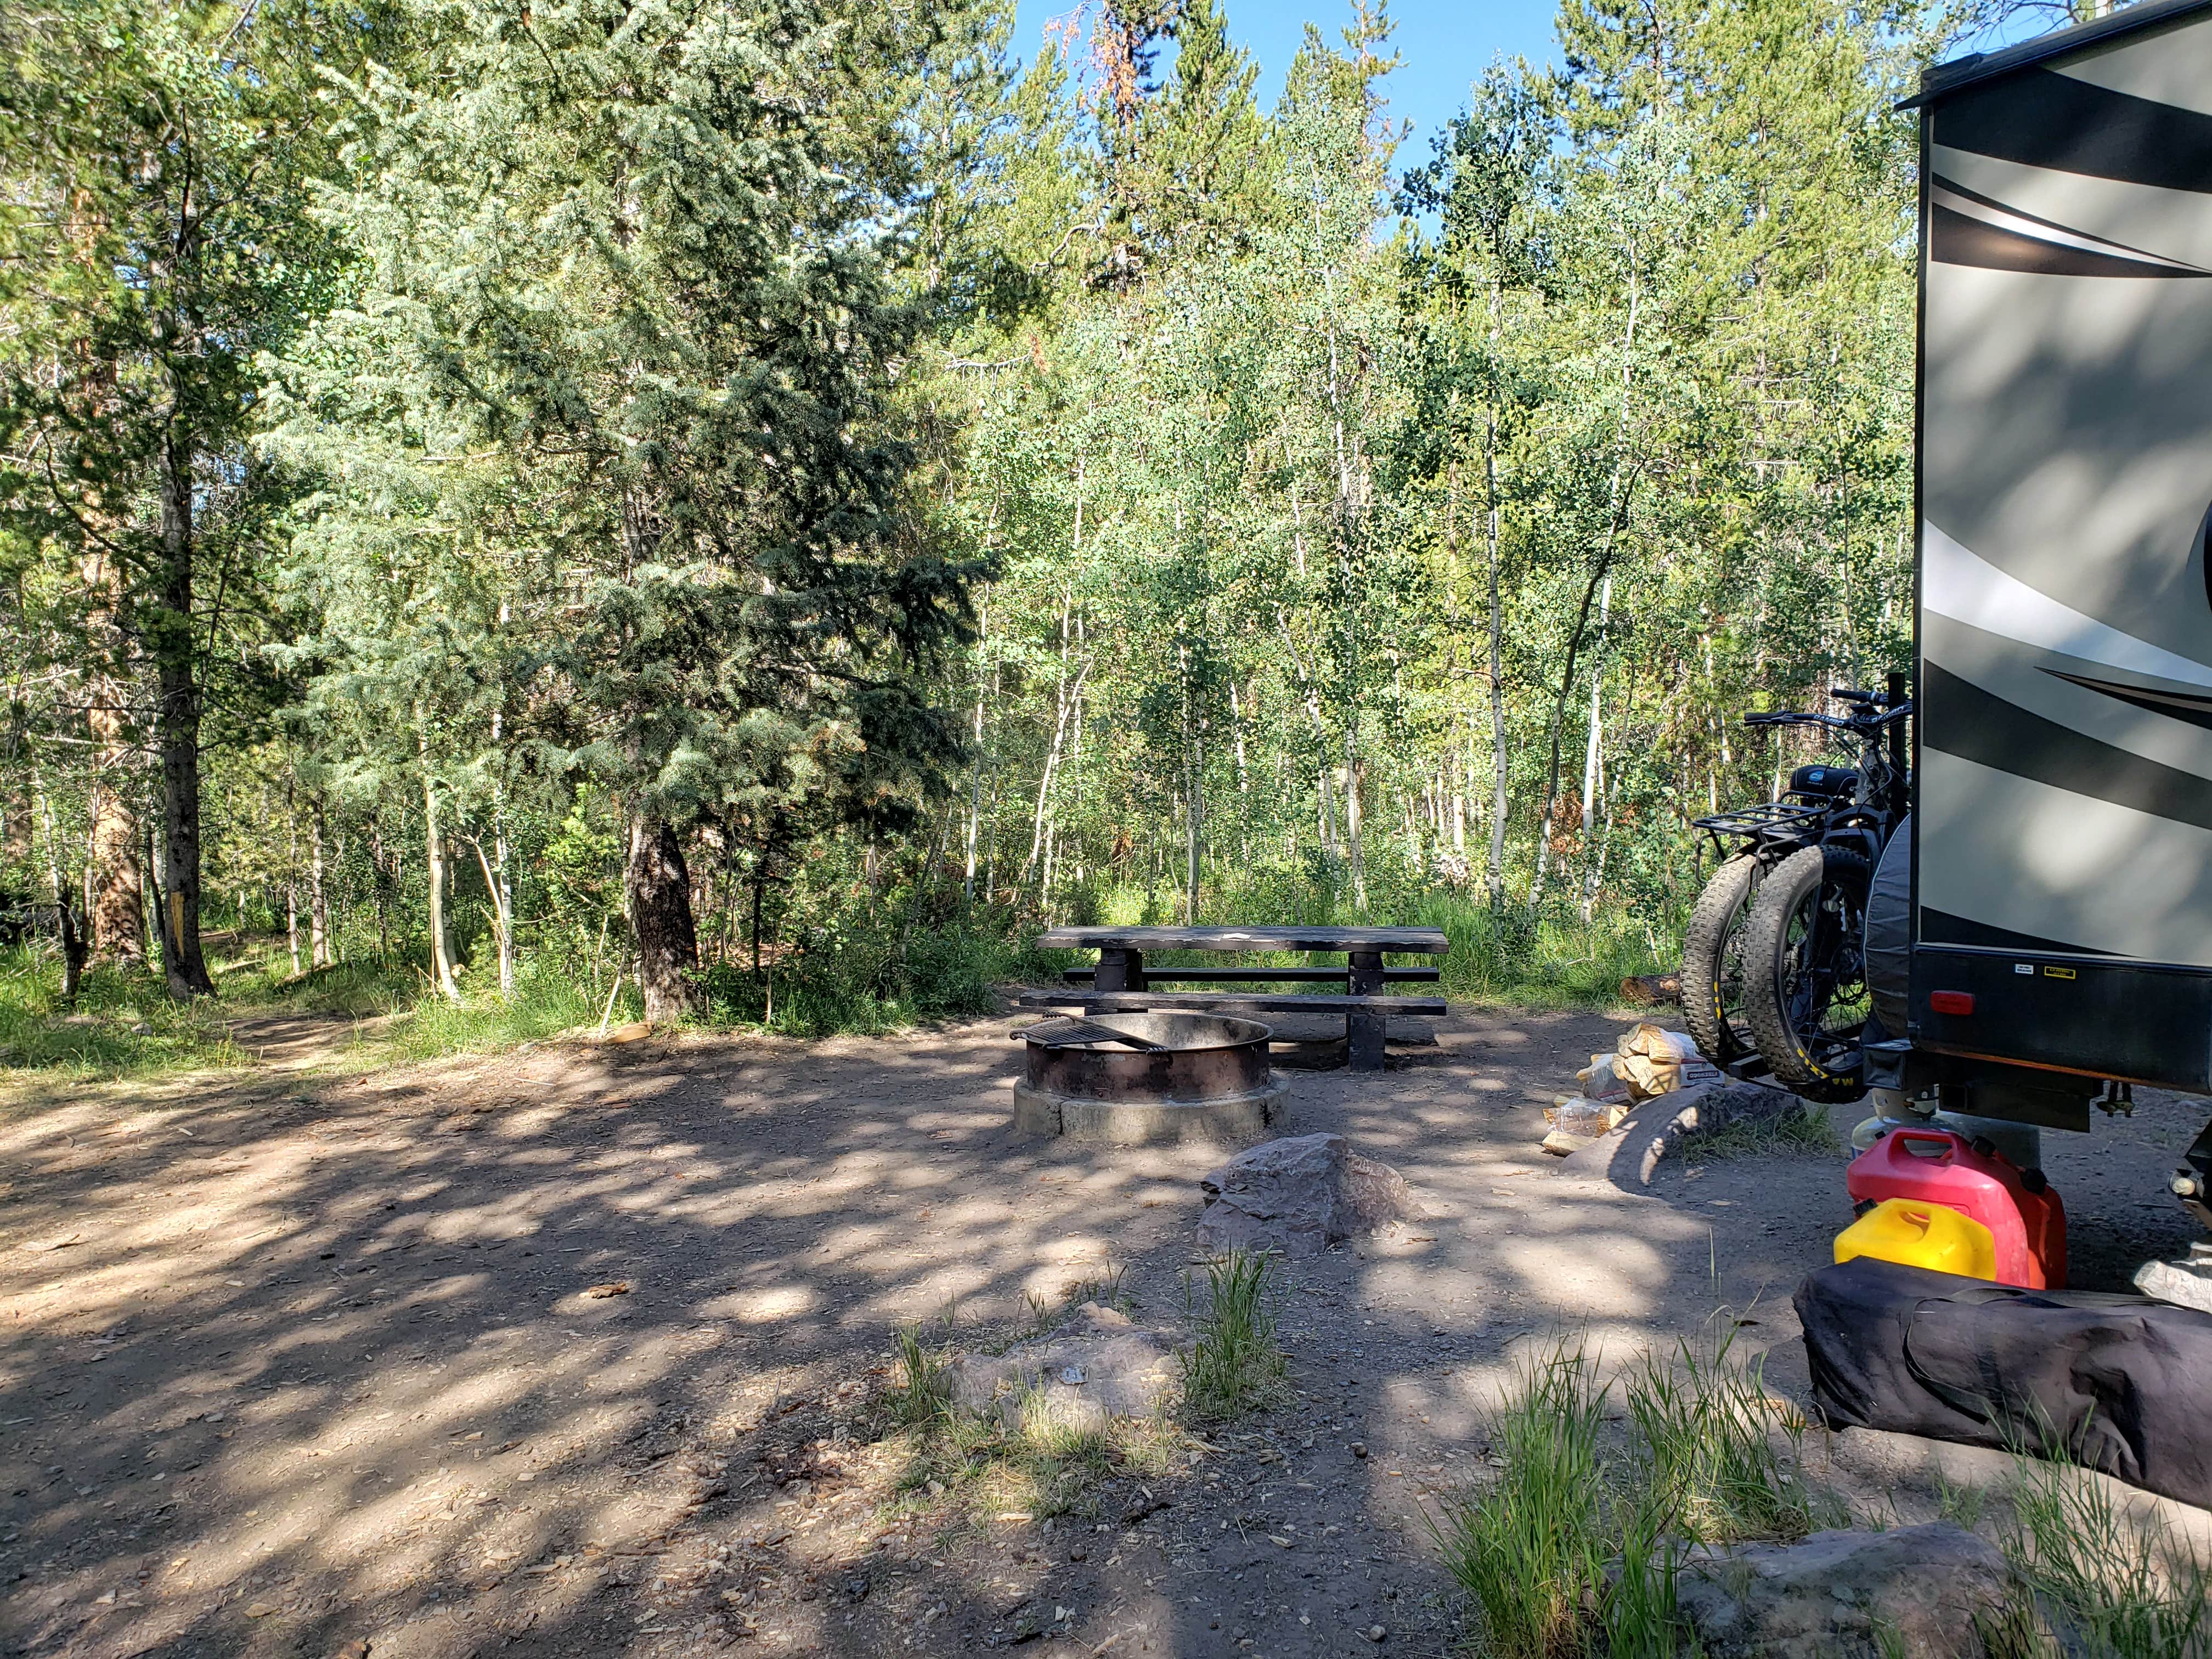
[1890,0,2212,1224]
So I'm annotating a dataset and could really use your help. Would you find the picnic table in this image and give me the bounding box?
[1017,924,1450,1071]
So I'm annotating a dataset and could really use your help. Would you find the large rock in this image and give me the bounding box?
[1668,1523,2018,1658]
[944,1304,1182,1430]
[1561,1081,1809,1186]
[1194,1133,1415,1258]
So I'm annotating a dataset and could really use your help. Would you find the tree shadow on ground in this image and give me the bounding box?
[0,1001,1979,1657]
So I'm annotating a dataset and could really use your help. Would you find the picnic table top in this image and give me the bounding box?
[1032,924,1451,955]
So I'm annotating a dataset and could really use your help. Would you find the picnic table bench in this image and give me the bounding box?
[1017,924,1449,1071]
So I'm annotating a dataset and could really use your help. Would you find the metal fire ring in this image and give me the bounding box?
[1011,1011,1286,1144]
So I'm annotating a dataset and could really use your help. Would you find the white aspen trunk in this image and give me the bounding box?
[1315,178,1366,912]
[467,834,515,999]
[308,805,331,968]
[495,815,514,997]
[1344,752,1363,906]
[1026,658,1089,888]
[33,765,62,912]
[1534,242,1640,915]
[491,611,515,997]
[983,662,1003,901]
[420,739,461,1002]
[1228,678,1251,797]
[964,603,988,899]
[1579,575,1613,921]
[1181,642,1202,925]
[1486,407,1510,910]
[1588,768,1619,916]
[1025,586,1076,880]
[1188,754,1200,924]
[1069,610,1088,882]
[1276,607,1338,853]
[286,805,301,975]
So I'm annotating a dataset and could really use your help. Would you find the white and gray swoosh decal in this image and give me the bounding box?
[1931,179,2209,272]
[1923,521,2212,690]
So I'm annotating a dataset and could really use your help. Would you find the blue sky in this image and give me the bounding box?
[1006,0,1565,173]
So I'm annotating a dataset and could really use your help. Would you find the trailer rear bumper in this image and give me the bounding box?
[1911,944,2212,1096]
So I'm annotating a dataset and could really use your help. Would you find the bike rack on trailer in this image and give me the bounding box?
[1692,800,1827,862]
[1710,1045,1864,1105]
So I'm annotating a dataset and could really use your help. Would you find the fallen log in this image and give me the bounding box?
[1618,970,1683,1007]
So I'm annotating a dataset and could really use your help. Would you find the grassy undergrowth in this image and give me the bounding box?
[1997,1445,2212,1659]
[1680,1102,1841,1161]
[0,939,626,1082]
[0,915,1047,1080]
[0,868,1684,1085]
[1435,1324,1826,1659]
[1437,1328,2212,1659]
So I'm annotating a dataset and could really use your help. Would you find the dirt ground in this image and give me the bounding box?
[4,1001,2209,1659]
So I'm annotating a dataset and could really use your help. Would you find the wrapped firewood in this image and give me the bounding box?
[1576,1054,1633,1102]
[1620,1023,1702,1060]
[1615,1051,1722,1102]
[1545,1093,1632,1136]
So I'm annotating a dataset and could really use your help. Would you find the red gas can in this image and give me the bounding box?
[1844,1127,2066,1289]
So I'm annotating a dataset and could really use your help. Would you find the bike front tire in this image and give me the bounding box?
[1742,844,1872,1092]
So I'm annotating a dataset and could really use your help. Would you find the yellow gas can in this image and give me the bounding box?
[1833,1198,1996,1281]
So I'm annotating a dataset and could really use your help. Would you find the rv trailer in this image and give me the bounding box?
[1887,0,2212,1246]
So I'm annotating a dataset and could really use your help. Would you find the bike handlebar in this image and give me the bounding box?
[1743,704,1912,733]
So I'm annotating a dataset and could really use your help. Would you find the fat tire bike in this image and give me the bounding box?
[1680,677,1912,1099]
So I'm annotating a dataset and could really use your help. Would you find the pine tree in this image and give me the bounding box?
[0,0,361,997]
[264,0,979,1020]
[1145,0,1266,247]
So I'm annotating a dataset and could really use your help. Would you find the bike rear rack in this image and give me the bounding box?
[1693,800,1827,838]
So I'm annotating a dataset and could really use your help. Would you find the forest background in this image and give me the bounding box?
[0,0,2091,1066]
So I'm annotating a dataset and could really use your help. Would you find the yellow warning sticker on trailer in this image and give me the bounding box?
[2044,966,2076,980]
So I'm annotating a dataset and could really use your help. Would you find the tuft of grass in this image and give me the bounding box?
[1179,1249,1289,1422]
[889,1325,953,1425]
[1936,1469,1989,1533]
[1993,1441,2212,1659]
[1436,1330,2212,1658]
[1682,1102,1840,1161]
[1431,1337,1610,1659]
[1626,1317,1817,1544]
[1434,1325,1839,1657]
[881,1348,1189,1526]
[1603,1485,1693,1659]
[1068,1259,1131,1312]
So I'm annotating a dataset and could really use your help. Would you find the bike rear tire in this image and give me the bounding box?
[1742,844,1872,1091]
[1680,853,1760,1065]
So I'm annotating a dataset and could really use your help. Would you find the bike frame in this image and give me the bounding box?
[1688,678,1914,1095]
[1694,676,1913,876]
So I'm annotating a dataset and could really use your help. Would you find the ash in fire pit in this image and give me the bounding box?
[1011,1011,1288,1144]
